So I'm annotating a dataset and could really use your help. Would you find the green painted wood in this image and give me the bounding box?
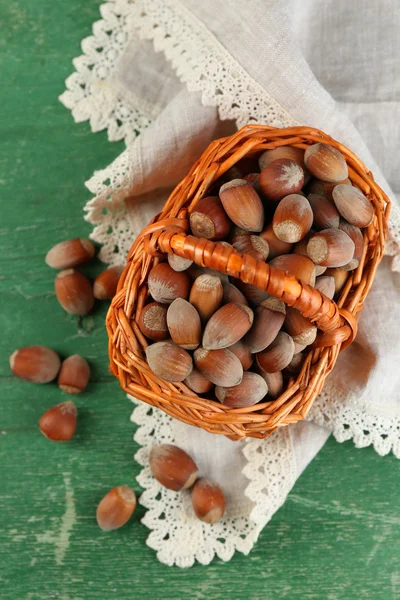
[0,1,399,599]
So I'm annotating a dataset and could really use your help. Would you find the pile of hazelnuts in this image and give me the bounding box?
[139,142,373,407]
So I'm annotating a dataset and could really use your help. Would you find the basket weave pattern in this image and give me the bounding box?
[107,125,390,439]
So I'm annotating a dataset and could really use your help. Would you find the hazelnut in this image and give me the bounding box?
[184,368,214,394]
[215,372,268,408]
[167,298,202,350]
[96,486,136,531]
[257,369,284,399]
[308,193,340,229]
[145,341,193,382]
[228,340,254,370]
[269,254,316,286]
[10,345,60,384]
[259,158,305,202]
[232,234,269,261]
[332,184,374,228]
[256,331,295,373]
[202,303,254,350]
[39,401,77,441]
[284,308,317,346]
[45,238,95,269]
[149,444,198,491]
[219,179,264,232]
[167,254,193,272]
[93,266,124,300]
[189,196,232,240]
[222,282,249,306]
[137,302,169,341]
[260,222,293,258]
[245,297,286,353]
[148,263,190,304]
[272,194,313,243]
[314,275,336,300]
[194,347,243,387]
[304,143,348,183]
[307,229,355,268]
[58,354,90,394]
[339,220,364,271]
[258,146,306,171]
[189,274,224,322]
[191,478,225,524]
[55,269,94,315]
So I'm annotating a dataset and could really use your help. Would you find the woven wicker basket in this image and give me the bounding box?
[107,125,390,440]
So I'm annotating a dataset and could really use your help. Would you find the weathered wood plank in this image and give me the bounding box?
[1,1,399,599]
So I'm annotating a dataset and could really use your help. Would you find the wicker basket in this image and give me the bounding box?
[107,125,390,440]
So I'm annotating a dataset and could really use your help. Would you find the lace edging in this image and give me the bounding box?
[59,0,151,145]
[130,397,297,567]
[309,388,400,458]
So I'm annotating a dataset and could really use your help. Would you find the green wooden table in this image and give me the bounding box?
[1,2,399,598]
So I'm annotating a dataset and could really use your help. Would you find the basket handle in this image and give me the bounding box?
[143,221,357,350]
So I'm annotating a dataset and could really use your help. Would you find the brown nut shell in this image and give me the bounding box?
[269,254,316,287]
[284,308,318,346]
[148,263,190,304]
[235,281,269,307]
[219,179,264,232]
[308,193,340,229]
[45,238,95,269]
[137,302,169,341]
[194,347,243,387]
[149,444,199,491]
[202,303,254,350]
[58,354,90,394]
[167,298,201,350]
[332,184,374,228]
[259,146,306,171]
[259,158,305,202]
[314,276,336,300]
[189,274,224,322]
[325,268,349,296]
[93,266,124,300]
[39,401,77,442]
[10,345,61,383]
[96,486,137,531]
[256,332,295,373]
[304,143,348,183]
[272,194,313,243]
[167,254,193,272]
[222,282,249,306]
[228,340,254,370]
[55,269,95,315]
[245,297,286,353]
[192,478,225,524]
[190,196,232,240]
[146,341,193,382]
[184,368,214,394]
[307,229,355,268]
[338,220,364,271]
[257,369,284,399]
[260,222,293,258]
[232,234,269,261]
[216,372,268,408]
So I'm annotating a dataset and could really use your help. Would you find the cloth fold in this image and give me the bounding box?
[61,0,400,566]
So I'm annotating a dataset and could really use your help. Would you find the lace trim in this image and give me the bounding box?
[59,1,152,145]
[131,397,296,567]
[309,386,400,458]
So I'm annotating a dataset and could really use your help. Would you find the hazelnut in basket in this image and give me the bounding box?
[107,125,389,440]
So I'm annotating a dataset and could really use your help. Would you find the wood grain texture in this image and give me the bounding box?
[0,1,399,599]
